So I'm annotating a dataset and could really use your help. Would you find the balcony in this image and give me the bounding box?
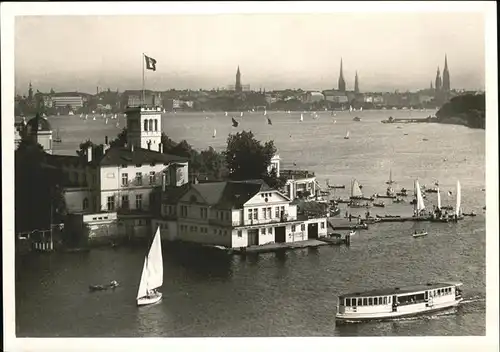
[232,215,299,228]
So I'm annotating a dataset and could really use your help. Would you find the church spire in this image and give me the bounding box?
[435,66,442,92]
[235,66,242,92]
[442,54,450,92]
[338,58,346,92]
[354,71,359,93]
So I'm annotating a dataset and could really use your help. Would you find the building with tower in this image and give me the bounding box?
[125,106,163,150]
[338,59,346,92]
[354,71,360,94]
[25,113,53,154]
[442,54,450,92]
[435,66,442,93]
[235,66,242,93]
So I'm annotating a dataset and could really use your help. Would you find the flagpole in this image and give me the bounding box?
[142,53,145,106]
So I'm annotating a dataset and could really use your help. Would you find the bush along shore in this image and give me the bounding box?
[436,93,485,129]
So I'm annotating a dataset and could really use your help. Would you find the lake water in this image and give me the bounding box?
[15,109,486,337]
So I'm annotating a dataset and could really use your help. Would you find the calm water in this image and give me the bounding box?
[16,109,486,336]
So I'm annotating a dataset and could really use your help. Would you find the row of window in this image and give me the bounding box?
[120,162,169,168]
[122,172,157,187]
[143,119,159,132]
[179,224,230,236]
[433,288,452,296]
[247,206,285,221]
[345,296,391,307]
[178,205,229,220]
[102,194,151,211]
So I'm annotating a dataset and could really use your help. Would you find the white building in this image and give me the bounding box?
[24,114,53,154]
[154,180,328,248]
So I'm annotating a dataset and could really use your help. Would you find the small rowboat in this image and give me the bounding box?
[412,231,428,238]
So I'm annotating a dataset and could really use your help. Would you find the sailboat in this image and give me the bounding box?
[212,128,217,138]
[454,180,462,220]
[137,227,163,307]
[300,113,304,122]
[344,131,350,139]
[350,179,372,202]
[412,179,428,237]
[225,111,228,117]
[240,112,243,117]
[386,169,395,185]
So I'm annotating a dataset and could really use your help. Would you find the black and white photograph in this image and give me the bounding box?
[2,2,498,352]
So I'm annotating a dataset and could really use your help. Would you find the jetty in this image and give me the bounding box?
[230,238,348,255]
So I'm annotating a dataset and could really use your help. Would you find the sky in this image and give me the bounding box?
[14,8,486,94]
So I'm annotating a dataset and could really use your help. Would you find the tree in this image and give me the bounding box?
[15,136,67,233]
[109,127,127,148]
[224,130,276,181]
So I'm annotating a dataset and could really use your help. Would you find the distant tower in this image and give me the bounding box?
[442,54,450,92]
[354,71,359,94]
[125,106,163,150]
[435,66,442,92]
[338,58,346,92]
[235,66,242,92]
[28,81,33,101]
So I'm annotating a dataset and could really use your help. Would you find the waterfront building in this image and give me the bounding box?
[282,169,319,201]
[154,179,327,248]
[323,90,348,104]
[51,93,90,109]
[303,91,325,103]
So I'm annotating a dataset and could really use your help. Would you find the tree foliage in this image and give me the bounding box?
[15,137,67,234]
[224,130,277,181]
[436,93,485,129]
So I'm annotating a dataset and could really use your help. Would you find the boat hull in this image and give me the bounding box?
[336,298,462,323]
[137,292,163,306]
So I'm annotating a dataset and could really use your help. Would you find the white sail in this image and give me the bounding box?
[349,105,353,112]
[213,128,217,138]
[225,111,228,116]
[437,187,442,210]
[415,179,426,212]
[300,113,304,122]
[136,228,163,300]
[240,112,243,117]
[351,179,363,198]
[345,131,350,139]
[264,110,267,116]
[455,180,461,216]
[360,107,363,111]
[388,169,393,184]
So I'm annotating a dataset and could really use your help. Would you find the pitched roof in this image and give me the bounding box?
[187,179,272,209]
[161,184,190,204]
[99,146,187,166]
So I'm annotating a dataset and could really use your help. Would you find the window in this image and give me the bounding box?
[82,198,89,210]
[122,195,129,209]
[122,173,128,186]
[267,207,271,219]
[363,298,368,306]
[136,172,142,186]
[268,227,272,234]
[121,164,128,168]
[149,120,153,131]
[154,119,158,131]
[345,298,350,307]
[253,209,258,220]
[383,297,387,305]
[248,209,252,220]
[225,212,230,220]
[280,206,285,217]
[262,208,267,219]
[144,119,148,131]
[368,297,373,305]
[149,172,155,185]
[181,205,188,217]
[321,222,325,229]
[107,196,115,211]
[275,207,279,218]
[135,194,142,209]
[136,164,142,167]
[301,224,305,231]
[292,225,296,232]
[261,228,265,235]
[237,230,242,237]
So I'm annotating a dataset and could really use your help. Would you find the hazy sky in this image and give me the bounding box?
[14,11,486,94]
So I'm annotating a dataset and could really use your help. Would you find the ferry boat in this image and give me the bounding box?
[336,282,463,323]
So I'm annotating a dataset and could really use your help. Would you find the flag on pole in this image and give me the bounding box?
[144,55,157,71]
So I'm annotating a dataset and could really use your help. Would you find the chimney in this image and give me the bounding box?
[162,173,166,192]
[158,143,162,153]
[104,135,108,145]
[87,145,92,163]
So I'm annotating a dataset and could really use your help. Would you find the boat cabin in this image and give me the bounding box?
[337,283,462,313]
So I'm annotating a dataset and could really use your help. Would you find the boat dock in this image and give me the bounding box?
[230,238,349,255]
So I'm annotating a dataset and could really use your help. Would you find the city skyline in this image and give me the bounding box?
[13,8,486,94]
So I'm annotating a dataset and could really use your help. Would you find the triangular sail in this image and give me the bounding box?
[415,179,426,212]
[136,228,163,300]
[351,179,363,198]
[455,180,461,216]
[212,128,216,138]
[437,187,441,210]
[345,131,350,138]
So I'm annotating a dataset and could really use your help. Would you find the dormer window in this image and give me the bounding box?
[136,164,142,167]
[121,164,127,168]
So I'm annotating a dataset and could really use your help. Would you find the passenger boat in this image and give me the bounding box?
[336,282,463,323]
[462,211,476,217]
[373,201,385,208]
